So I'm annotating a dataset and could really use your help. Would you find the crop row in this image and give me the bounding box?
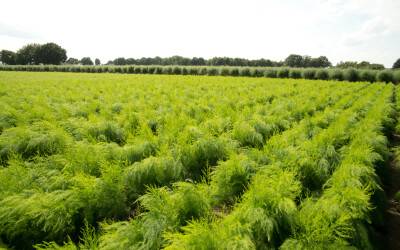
[90,81,376,250]
[23,81,380,249]
[1,65,400,84]
[162,84,389,249]
[0,76,359,247]
[0,72,394,249]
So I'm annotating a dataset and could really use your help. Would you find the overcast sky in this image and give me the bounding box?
[0,0,399,67]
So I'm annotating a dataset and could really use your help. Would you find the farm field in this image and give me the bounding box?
[0,72,397,249]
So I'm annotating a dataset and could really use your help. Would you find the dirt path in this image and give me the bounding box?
[383,134,400,250]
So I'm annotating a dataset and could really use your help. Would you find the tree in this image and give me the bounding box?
[369,63,384,70]
[113,57,126,65]
[337,60,384,70]
[393,58,400,69]
[80,57,94,65]
[95,58,101,65]
[16,44,41,65]
[125,58,136,65]
[191,57,206,65]
[284,54,304,67]
[311,56,331,68]
[66,58,79,64]
[35,43,67,65]
[0,50,17,65]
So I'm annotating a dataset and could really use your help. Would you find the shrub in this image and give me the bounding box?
[199,67,207,75]
[329,70,344,81]
[229,68,240,76]
[154,66,163,74]
[252,69,264,77]
[344,68,359,82]
[172,67,181,75]
[188,67,199,75]
[393,70,400,84]
[377,70,394,83]
[206,68,218,76]
[239,68,251,77]
[315,69,329,80]
[219,67,230,76]
[277,68,289,78]
[264,69,277,78]
[289,69,302,79]
[359,70,377,83]
[303,69,316,79]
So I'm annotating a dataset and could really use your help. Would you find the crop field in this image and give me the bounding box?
[0,72,397,249]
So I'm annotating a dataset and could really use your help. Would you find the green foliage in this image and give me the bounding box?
[0,72,393,249]
[330,69,344,81]
[0,190,82,248]
[303,69,316,79]
[0,65,398,83]
[0,124,67,165]
[0,50,17,65]
[377,70,394,83]
[99,182,211,249]
[315,69,329,80]
[118,141,158,165]
[264,69,277,78]
[210,155,256,204]
[277,68,290,78]
[360,70,377,83]
[344,68,359,82]
[16,43,41,65]
[392,58,400,69]
[180,137,228,180]
[232,122,264,148]
[123,156,183,203]
[87,122,126,145]
[289,69,302,79]
[35,43,67,65]
[80,57,94,66]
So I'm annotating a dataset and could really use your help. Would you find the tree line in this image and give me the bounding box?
[1,42,400,69]
[0,43,67,65]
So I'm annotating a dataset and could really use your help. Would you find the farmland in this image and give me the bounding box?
[0,71,398,249]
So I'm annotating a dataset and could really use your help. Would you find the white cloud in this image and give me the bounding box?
[342,17,389,46]
[0,23,38,39]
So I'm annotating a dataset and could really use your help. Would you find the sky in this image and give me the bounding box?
[0,0,399,67]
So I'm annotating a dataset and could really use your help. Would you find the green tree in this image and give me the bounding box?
[66,58,79,64]
[0,50,17,65]
[393,58,400,69]
[113,57,126,65]
[311,56,331,68]
[284,54,304,67]
[95,58,101,65]
[80,57,94,65]
[16,44,40,65]
[35,43,67,65]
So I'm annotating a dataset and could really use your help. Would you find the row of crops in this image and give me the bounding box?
[1,64,400,84]
[0,72,398,249]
